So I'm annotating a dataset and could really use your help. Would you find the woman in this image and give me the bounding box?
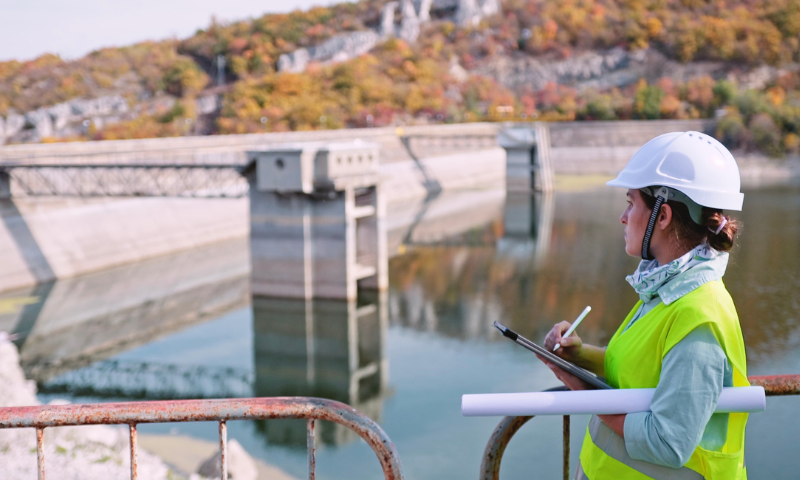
[541,131,749,479]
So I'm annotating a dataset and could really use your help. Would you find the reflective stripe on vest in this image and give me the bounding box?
[575,461,588,480]
[588,416,703,480]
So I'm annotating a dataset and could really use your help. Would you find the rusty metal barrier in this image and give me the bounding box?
[479,374,800,480]
[0,396,404,480]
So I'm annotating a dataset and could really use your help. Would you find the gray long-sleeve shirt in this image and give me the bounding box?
[623,324,732,467]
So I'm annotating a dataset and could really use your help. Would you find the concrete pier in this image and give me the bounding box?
[253,293,386,445]
[497,192,554,267]
[498,122,554,193]
[246,142,387,300]
[0,171,10,199]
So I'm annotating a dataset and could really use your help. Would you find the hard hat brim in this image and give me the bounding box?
[607,178,744,211]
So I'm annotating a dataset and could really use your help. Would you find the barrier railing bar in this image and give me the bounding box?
[36,427,45,480]
[219,420,227,480]
[748,375,800,395]
[562,415,570,480]
[0,396,403,480]
[130,424,138,480]
[308,418,316,480]
[480,415,533,479]
[480,374,800,480]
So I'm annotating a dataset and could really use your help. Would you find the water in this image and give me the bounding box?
[3,181,800,479]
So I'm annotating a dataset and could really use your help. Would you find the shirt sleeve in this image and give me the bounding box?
[622,324,727,468]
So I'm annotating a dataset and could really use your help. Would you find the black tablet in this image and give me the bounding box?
[493,321,612,390]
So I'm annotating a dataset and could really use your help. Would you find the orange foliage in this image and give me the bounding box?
[3,0,800,157]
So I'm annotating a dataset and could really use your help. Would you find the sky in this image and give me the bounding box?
[0,0,341,62]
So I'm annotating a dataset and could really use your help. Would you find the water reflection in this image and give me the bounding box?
[4,238,250,384]
[252,293,387,446]
[387,184,800,369]
[497,192,554,267]
[2,182,796,478]
[7,184,796,389]
[388,186,638,345]
[724,186,800,367]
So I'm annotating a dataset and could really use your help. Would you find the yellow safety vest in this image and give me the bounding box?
[579,280,749,479]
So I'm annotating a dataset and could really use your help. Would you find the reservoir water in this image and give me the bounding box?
[3,180,799,479]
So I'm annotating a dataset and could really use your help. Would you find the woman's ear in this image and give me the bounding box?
[657,203,673,230]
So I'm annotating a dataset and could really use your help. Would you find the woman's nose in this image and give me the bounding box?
[620,210,627,224]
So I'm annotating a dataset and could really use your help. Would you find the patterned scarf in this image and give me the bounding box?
[626,244,724,303]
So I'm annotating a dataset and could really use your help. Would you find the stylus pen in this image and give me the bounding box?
[553,306,591,351]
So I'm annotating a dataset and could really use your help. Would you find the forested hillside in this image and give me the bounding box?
[1,0,800,155]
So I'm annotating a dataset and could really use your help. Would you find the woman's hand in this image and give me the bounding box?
[543,321,584,362]
[536,356,593,391]
[541,320,608,377]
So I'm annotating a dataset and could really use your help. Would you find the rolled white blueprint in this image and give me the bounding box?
[462,387,766,416]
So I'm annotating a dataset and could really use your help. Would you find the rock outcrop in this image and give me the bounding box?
[196,94,221,115]
[454,0,481,28]
[473,44,792,95]
[380,1,399,37]
[25,110,55,140]
[454,0,499,27]
[0,94,221,144]
[398,0,422,43]
[278,0,503,73]
[0,339,180,479]
[449,56,469,83]
[2,113,26,141]
[0,95,130,144]
[417,0,434,22]
[278,30,382,73]
[197,439,258,480]
[473,47,638,92]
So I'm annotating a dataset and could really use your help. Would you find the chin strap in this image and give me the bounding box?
[642,187,670,260]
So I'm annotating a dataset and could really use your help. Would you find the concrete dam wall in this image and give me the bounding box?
[2,118,793,295]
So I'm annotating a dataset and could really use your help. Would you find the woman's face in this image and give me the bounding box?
[620,189,651,258]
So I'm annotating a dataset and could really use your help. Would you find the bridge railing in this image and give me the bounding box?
[479,374,800,480]
[0,163,248,198]
[0,396,404,480]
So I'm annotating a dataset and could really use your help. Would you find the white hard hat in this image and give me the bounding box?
[607,131,744,211]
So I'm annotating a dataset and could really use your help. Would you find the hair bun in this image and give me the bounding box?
[709,216,728,235]
[706,214,739,252]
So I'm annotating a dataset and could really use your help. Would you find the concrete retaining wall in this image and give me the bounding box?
[548,119,716,174]
[380,147,505,202]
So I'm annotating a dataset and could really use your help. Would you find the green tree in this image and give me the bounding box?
[634,82,664,119]
[161,57,209,96]
[749,113,783,156]
[713,79,737,107]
